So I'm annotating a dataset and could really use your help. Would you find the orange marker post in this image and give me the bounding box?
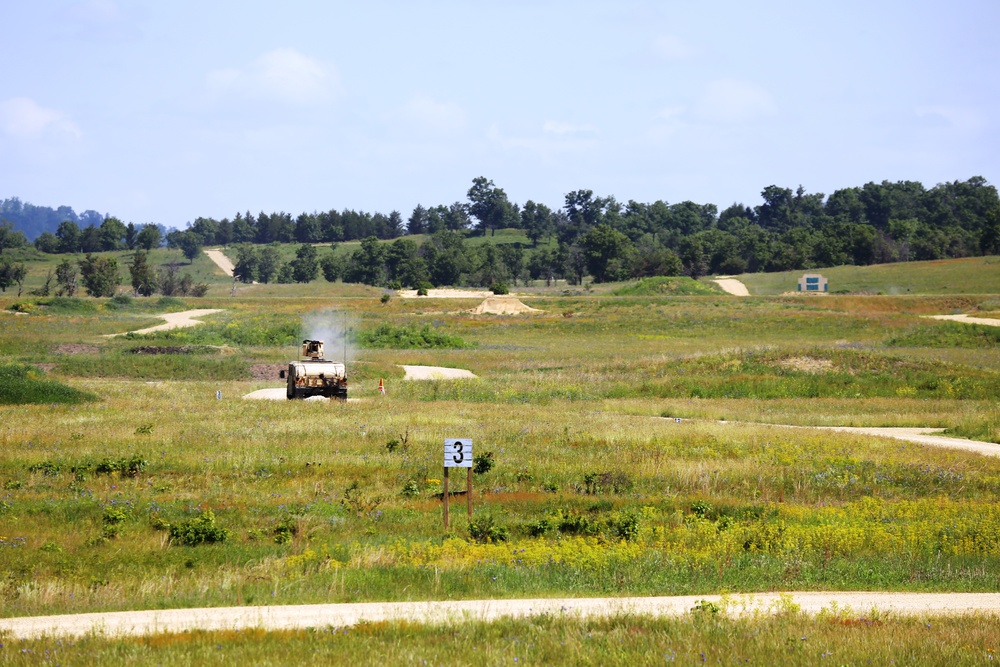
[378,378,386,395]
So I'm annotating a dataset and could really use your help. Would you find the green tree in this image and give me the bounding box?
[290,244,320,283]
[55,258,78,296]
[257,245,281,284]
[34,231,60,254]
[0,221,27,255]
[99,217,128,251]
[128,251,158,296]
[56,220,81,254]
[320,251,344,282]
[407,204,428,235]
[0,258,27,294]
[78,254,120,297]
[580,224,634,282]
[345,236,387,285]
[232,244,259,283]
[467,176,513,236]
[176,232,203,264]
[136,224,162,251]
[521,201,553,246]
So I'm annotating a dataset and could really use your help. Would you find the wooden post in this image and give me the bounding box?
[467,466,473,518]
[443,467,450,528]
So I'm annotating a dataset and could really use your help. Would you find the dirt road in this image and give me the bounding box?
[925,313,1000,327]
[712,276,750,296]
[204,249,235,277]
[3,592,999,639]
[105,309,223,336]
[402,365,477,379]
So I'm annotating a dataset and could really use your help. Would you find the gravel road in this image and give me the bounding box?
[3,592,999,639]
[204,248,235,276]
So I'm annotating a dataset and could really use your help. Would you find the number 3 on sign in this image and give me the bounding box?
[444,439,473,468]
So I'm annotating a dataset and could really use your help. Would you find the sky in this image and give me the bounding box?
[1,1,998,228]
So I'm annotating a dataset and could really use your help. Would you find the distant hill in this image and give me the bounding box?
[0,197,106,241]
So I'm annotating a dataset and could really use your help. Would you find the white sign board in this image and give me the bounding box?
[444,438,473,468]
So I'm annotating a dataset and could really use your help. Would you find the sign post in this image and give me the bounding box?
[443,438,472,528]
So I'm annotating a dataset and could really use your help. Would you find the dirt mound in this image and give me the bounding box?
[469,297,543,315]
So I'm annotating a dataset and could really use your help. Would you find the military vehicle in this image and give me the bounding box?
[279,340,347,400]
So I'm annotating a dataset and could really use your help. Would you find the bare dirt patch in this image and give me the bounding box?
[401,365,477,380]
[779,356,834,373]
[55,344,99,355]
[712,277,750,296]
[925,314,1000,327]
[251,364,285,381]
[469,297,543,315]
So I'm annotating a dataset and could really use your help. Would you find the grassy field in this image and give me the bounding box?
[734,255,1000,296]
[1,254,999,658]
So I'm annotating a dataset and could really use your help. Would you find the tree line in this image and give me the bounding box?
[3,175,999,289]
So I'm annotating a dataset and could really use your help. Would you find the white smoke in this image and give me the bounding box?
[301,309,357,364]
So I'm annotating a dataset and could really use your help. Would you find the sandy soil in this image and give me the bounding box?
[401,365,477,380]
[469,297,544,315]
[712,277,750,296]
[397,288,493,299]
[242,388,330,401]
[3,592,999,638]
[925,313,1000,327]
[104,309,224,337]
[204,249,235,277]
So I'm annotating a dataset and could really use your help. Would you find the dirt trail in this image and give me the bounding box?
[402,365,477,380]
[712,276,750,296]
[204,249,235,277]
[105,309,223,337]
[3,592,999,638]
[680,420,1000,458]
[925,313,1000,327]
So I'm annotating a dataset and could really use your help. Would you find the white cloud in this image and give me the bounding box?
[206,49,338,105]
[0,98,82,140]
[400,96,467,133]
[487,124,597,158]
[543,121,597,136]
[916,106,986,133]
[692,79,776,123]
[650,35,695,62]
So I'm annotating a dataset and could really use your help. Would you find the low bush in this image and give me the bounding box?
[356,323,474,350]
[468,514,509,543]
[0,364,98,405]
[168,510,229,546]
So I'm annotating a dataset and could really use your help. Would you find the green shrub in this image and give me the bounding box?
[468,514,509,543]
[273,516,298,545]
[8,302,34,313]
[168,510,229,546]
[473,451,495,475]
[357,323,473,350]
[94,455,148,477]
[490,282,509,295]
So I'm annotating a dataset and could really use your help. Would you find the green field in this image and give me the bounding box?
[734,255,1000,296]
[1,254,999,659]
